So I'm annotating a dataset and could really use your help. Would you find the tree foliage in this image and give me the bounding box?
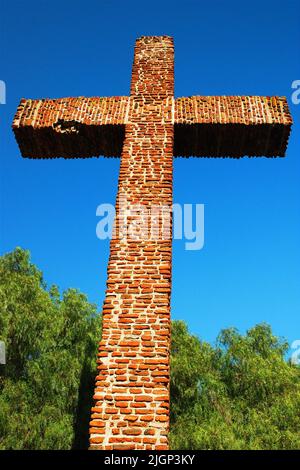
[170,321,300,449]
[1,248,300,449]
[0,248,101,449]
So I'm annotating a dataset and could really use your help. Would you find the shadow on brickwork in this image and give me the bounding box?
[72,348,97,449]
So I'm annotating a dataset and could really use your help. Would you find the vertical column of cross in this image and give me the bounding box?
[89,36,174,450]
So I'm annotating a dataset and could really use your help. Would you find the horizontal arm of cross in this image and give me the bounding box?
[12,96,129,158]
[13,95,292,158]
[174,96,292,157]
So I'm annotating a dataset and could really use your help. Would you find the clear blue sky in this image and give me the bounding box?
[1,0,299,351]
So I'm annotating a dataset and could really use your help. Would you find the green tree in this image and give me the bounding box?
[170,321,300,449]
[0,248,101,449]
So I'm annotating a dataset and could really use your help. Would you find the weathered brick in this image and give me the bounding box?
[12,35,292,452]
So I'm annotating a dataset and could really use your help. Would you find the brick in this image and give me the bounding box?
[135,395,153,402]
[123,428,142,436]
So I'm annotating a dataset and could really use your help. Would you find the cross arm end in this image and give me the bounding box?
[12,96,130,159]
[174,96,292,157]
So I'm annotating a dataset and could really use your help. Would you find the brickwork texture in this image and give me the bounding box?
[89,36,174,450]
[12,36,293,450]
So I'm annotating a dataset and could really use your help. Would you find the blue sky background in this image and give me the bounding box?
[1,0,299,352]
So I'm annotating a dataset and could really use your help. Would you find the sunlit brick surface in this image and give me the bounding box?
[90,36,174,450]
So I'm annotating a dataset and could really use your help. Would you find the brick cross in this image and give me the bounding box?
[13,36,292,450]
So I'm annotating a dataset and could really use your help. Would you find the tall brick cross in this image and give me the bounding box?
[13,36,292,450]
